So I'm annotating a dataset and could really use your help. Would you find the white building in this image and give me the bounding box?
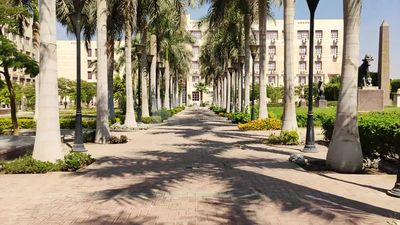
[184,16,343,105]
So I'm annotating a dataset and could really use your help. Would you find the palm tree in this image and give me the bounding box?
[326,0,363,173]
[95,0,111,143]
[258,0,268,119]
[33,0,63,162]
[281,0,298,132]
[122,0,137,128]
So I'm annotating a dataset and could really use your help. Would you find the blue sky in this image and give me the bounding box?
[57,1,400,78]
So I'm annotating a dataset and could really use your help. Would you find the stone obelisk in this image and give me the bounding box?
[378,20,391,106]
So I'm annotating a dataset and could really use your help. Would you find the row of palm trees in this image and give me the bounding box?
[201,0,363,173]
[23,0,195,162]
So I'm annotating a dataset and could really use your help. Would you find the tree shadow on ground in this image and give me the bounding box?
[76,108,399,224]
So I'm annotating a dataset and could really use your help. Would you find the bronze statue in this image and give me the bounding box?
[358,55,374,88]
[317,80,325,100]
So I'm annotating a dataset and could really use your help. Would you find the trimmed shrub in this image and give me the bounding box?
[0,152,94,174]
[62,152,95,171]
[321,112,400,158]
[228,112,251,124]
[238,118,282,131]
[141,116,162,124]
[267,131,300,145]
[110,135,128,144]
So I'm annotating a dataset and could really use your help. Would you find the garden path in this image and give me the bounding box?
[0,107,399,225]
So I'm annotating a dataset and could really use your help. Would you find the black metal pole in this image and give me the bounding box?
[303,0,319,153]
[73,13,86,152]
[156,65,159,112]
[388,167,400,197]
[251,59,255,120]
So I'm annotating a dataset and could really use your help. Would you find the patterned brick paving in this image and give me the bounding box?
[0,107,399,225]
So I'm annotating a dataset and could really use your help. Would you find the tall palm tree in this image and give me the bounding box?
[258,0,268,119]
[326,0,363,173]
[122,0,137,128]
[281,0,298,131]
[33,0,63,162]
[95,0,111,143]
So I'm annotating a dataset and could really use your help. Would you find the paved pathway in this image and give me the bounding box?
[0,107,399,225]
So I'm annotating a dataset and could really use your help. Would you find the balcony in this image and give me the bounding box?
[301,38,307,45]
[300,55,306,61]
[316,54,321,60]
[317,39,322,45]
[270,39,276,45]
[333,38,338,45]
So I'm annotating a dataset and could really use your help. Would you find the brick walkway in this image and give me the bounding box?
[0,107,399,225]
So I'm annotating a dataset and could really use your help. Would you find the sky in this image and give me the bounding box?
[57,0,400,78]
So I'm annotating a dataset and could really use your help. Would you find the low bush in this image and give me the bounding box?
[0,152,95,174]
[110,135,128,144]
[267,131,300,145]
[228,112,251,124]
[321,112,400,158]
[238,118,282,131]
[141,116,162,124]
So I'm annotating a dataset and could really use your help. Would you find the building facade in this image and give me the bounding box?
[184,16,343,105]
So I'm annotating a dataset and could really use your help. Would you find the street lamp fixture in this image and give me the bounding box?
[249,43,259,121]
[69,0,87,152]
[302,0,320,153]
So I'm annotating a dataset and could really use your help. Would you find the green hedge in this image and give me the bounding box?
[321,112,400,158]
[141,116,162,124]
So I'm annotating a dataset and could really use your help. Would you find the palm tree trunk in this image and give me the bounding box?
[175,74,179,108]
[327,0,363,173]
[95,0,111,143]
[232,71,236,113]
[258,0,268,119]
[282,0,298,131]
[124,22,137,128]
[150,35,157,114]
[33,0,63,162]
[223,75,227,109]
[226,71,231,113]
[163,51,170,109]
[107,36,115,119]
[244,14,251,113]
[140,27,150,117]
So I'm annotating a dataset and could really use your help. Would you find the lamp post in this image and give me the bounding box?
[249,44,259,121]
[303,0,320,153]
[239,53,245,112]
[158,60,165,110]
[134,43,144,121]
[147,54,154,115]
[69,0,87,152]
[388,169,400,198]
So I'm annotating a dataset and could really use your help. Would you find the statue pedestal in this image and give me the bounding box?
[316,99,328,108]
[298,99,307,107]
[394,89,400,107]
[358,88,384,112]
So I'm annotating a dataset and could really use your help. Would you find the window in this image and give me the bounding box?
[88,71,93,80]
[254,62,259,74]
[192,91,200,101]
[191,31,202,40]
[267,31,278,40]
[25,36,30,45]
[299,76,306,85]
[316,30,323,39]
[316,61,322,71]
[192,61,199,70]
[88,60,92,68]
[299,46,307,56]
[95,49,98,56]
[252,30,260,42]
[268,76,276,85]
[192,46,199,56]
[268,46,276,55]
[192,75,200,83]
[330,46,338,55]
[297,30,309,40]
[315,76,323,82]
[299,61,307,72]
[88,49,92,57]
[315,46,322,55]
[268,61,276,71]
[331,30,338,39]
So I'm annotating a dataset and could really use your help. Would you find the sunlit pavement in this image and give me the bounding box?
[0,107,398,225]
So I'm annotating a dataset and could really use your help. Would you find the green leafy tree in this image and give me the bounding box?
[81,81,96,107]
